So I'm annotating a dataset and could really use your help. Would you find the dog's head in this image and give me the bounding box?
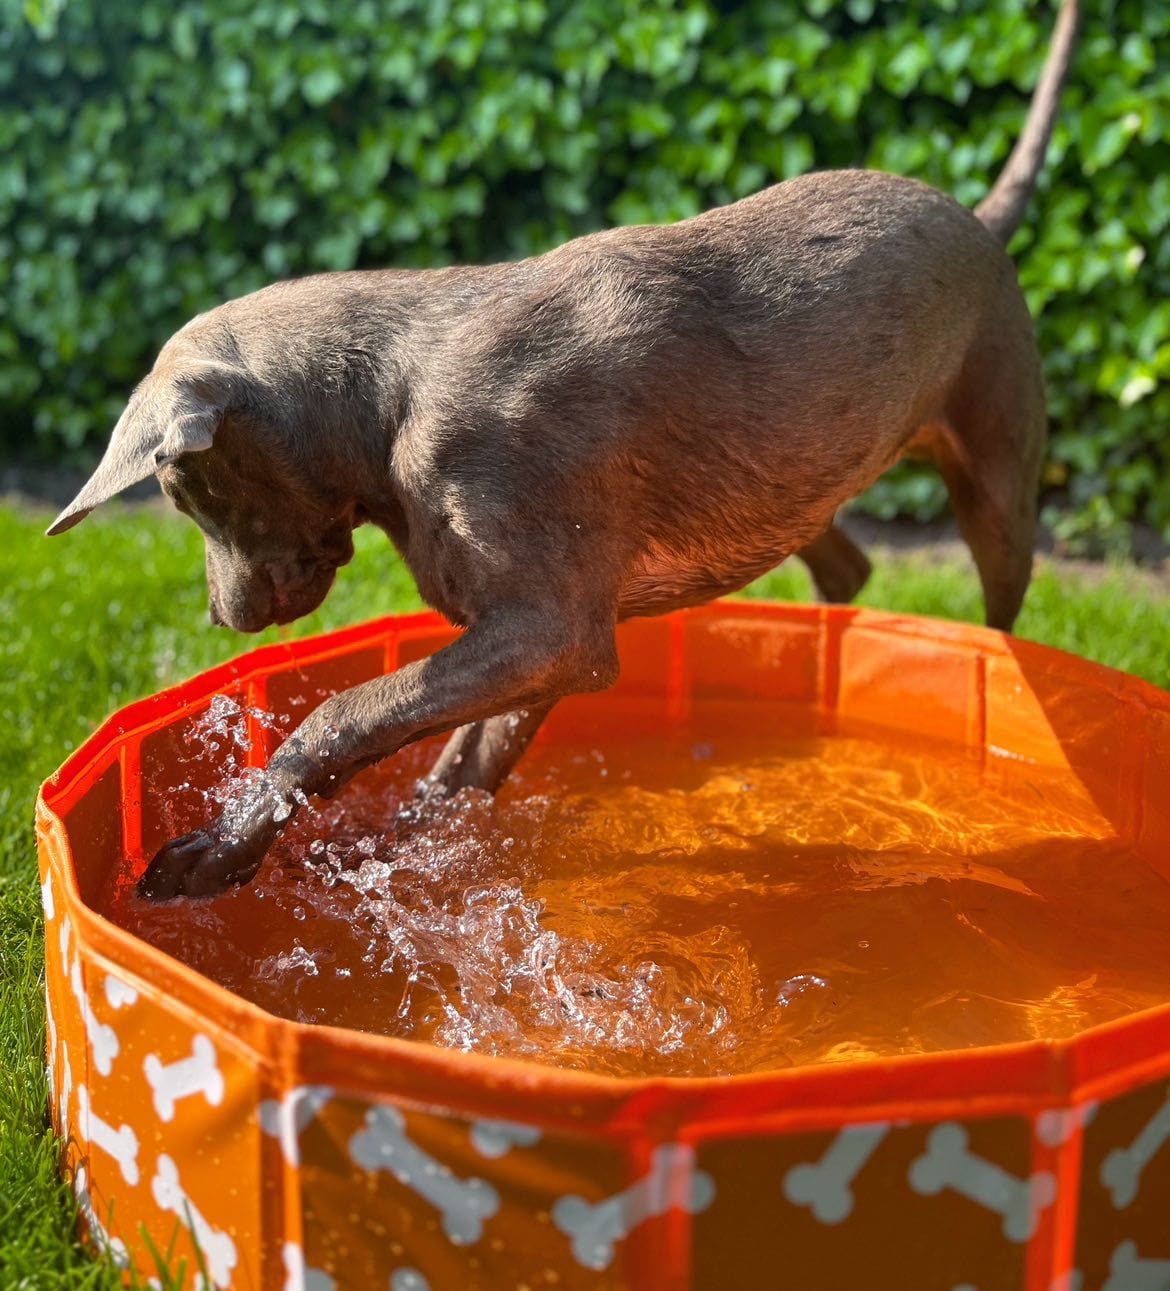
[48,326,357,633]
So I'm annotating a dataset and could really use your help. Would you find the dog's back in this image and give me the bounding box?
[396,169,1023,617]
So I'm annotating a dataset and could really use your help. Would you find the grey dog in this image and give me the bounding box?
[50,1,1078,899]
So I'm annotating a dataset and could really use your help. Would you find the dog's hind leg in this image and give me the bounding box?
[942,454,1038,633]
[418,524,873,794]
[422,528,874,799]
[930,311,1046,633]
[797,524,873,604]
[420,703,554,798]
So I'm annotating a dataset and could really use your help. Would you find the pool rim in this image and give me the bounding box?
[37,600,1170,1136]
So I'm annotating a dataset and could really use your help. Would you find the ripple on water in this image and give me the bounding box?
[103,698,1170,1078]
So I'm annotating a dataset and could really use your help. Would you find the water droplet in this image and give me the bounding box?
[776,974,830,1007]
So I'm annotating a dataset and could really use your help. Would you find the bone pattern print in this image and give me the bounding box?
[151,1153,238,1289]
[909,1123,1055,1243]
[59,1040,72,1142]
[1102,1242,1170,1291]
[44,984,57,1102]
[44,810,1170,1284]
[73,1164,130,1269]
[69,953,119,1076]
[1100,1086,1170,1209]
[144,1033,225,1122]
[349,1105,499,1245]
[77,1085,140,1187]
[48,927,1160,1291]
[258,1084,334,1167]
[390,1270,431,1291]
[41,868,53,921]
[469,1118,542,1159]
[104,974,139,1010]
[1035,1103,1097,1148]
[783,1121,891,1223]
[553,1144,716,1271]
[282,1240,336,1291]
[957,1278,1085,1291]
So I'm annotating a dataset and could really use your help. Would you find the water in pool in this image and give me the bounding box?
[101,693,1170,1078]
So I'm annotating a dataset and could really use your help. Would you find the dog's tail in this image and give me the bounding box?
[975,0,1080,244]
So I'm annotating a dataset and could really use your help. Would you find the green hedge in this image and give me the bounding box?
[3,0,1168,544]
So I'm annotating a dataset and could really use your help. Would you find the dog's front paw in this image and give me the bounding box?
[136,823,273,901]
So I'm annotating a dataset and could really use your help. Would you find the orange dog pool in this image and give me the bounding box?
[38,603,1170,1289]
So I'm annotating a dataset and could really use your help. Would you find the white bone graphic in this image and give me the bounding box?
[45,985,57,1101]
[1103,1241,1170,1291]
[1100,1087,1170,1209]
[60,1044,72,1141]
[282,1240,335,1291]
[350,1105,499,1245]
[784,1121,890,1222]
[391,1271,430,1291]
[152,1153,238,1288]
[553,1143,715,1271]
[59,914,70,962]
[41,869,54,921]
[259,1085,333,1167]
[144,1034,224,1122]
[69,954,119,1075]
[470,1118,541,1159]
[104,974,138,1010]
[960,1279,1084,1291]
[1035,1103,1097,1148]
[909,1123,1054,1242]
[73,1164,129,1269]
[45,989,56,1056]
[76,1085,139,1186]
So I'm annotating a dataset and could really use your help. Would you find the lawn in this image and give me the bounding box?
[1,501,1168,1285]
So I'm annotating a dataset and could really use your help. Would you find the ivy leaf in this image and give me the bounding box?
[1,0,1168,543]
[302,65,345,106]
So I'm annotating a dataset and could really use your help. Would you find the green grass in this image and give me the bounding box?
[1,501,1168,1285]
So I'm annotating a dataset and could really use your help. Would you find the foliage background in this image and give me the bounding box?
[1,0,1166,545]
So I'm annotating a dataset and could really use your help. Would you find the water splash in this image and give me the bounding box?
[105,697,1170,1078]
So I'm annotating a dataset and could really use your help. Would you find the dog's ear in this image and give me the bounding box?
[47,359,248,536]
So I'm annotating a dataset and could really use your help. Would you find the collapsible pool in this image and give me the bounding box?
[37,603,1170,1290]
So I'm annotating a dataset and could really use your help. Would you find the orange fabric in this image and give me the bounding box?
[37,603,1170,1288]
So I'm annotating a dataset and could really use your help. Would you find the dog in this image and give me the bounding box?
[48,0,1078,900]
